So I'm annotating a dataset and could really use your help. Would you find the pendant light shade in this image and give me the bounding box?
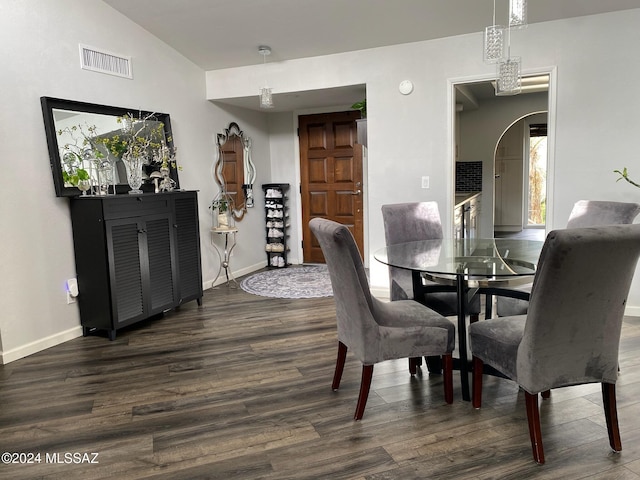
[495,56,522,96]
[484,25,505,63]
[259,87,273,109]
[258,45,274,109]
[509,0,527,28]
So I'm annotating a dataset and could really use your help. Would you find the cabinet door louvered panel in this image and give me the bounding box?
[174,194,202,302]
[107,220,144,325]
[146,215,176,313]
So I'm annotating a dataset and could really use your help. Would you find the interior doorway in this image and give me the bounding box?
[298,111,364,263]
[453,74,552,238]
[493,112,548,234]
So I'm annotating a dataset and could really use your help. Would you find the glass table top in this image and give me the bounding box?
[374,237,545,287]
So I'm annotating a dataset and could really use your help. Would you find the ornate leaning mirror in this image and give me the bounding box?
[214,122,256,221]
[41,96,178,197]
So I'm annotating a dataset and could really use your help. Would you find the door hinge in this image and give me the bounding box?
[301,240,304,249]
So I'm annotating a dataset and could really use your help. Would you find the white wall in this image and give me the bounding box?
[0,0,271,363]
[207,9,640,313]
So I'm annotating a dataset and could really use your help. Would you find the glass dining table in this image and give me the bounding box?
[374,237,545,401]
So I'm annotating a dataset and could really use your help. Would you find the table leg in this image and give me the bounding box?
[222,233,239,287]
[456,275,471,401]
[212,231,239,288]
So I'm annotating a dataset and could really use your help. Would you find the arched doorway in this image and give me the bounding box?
[494,112,548,238]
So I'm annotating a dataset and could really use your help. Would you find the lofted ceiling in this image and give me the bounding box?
[102,0,640,111]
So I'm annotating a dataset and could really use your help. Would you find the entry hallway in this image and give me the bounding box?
[2,283,640,479]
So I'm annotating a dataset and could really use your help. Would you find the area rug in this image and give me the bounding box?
[240,265,333,299]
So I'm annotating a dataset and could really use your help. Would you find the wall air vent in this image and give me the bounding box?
[79,44,132,79]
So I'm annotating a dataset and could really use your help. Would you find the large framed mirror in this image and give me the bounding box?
[41,96,179,197]
[214,122,256,220]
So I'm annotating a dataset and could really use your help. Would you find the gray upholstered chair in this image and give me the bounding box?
[470,224,640,464]
[309,217,455,420]
[496,200,640,317]
[381,202,481,320]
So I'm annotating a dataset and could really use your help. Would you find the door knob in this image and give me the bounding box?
[351,190,362,195]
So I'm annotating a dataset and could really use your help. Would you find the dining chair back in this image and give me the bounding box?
[496,200,640,317]
[381,202,481,318]
[309,217,455,419]
[565,200,640,228]
[470,224,640,463]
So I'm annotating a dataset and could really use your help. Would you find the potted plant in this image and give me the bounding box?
[211,195,233,229]
[351,99,367,146]
[351,99,366,118]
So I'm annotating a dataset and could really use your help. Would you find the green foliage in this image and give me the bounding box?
[351,99,366,118]
[57,124,101,186]
[95,113,166,160]
[210,196,230,213]
[614,167,640,189]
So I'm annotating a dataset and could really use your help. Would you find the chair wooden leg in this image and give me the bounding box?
[332,341,347,391]
[541,390,551,399]
[442,354,453,404]
[602,383,622,453]
[525,391,545,464]
[354,365,374,420]
[409,357,419,375]
[470,313,480,323]
[472,356,484,408]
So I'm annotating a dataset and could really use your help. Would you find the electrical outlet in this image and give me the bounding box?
[66,278,78,304]
[421,176,430,189]
[67,291,76,304]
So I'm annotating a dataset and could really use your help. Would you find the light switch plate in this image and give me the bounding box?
[421,176,430,189]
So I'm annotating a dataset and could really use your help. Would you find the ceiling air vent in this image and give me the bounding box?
[79,44,132,79]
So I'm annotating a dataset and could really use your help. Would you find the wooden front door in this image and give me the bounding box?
[299,111,364,263]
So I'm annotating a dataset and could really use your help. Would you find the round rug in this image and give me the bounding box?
[240,265,333,299]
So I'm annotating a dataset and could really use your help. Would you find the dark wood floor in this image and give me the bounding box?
[2,282,640,479]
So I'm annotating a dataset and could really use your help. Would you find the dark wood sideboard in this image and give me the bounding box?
[69,191,203,340]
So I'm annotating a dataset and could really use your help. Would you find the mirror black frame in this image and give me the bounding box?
[41,96,178,197]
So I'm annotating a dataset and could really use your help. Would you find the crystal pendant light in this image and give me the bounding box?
[258,46,274,109]
[509,0,527,29]
[483,0,505,64]
[496,56,522,95]
[495,21,521,96]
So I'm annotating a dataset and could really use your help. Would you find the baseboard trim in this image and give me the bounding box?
[494,226,522,232]
[625,305,640,317]
[371,286,390,301]
[1,326,83,364]
[204,261,268,289]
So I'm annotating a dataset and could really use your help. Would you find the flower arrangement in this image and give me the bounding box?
[614,167,639,189]
[56,123,102,187]
[96,112,166,163]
